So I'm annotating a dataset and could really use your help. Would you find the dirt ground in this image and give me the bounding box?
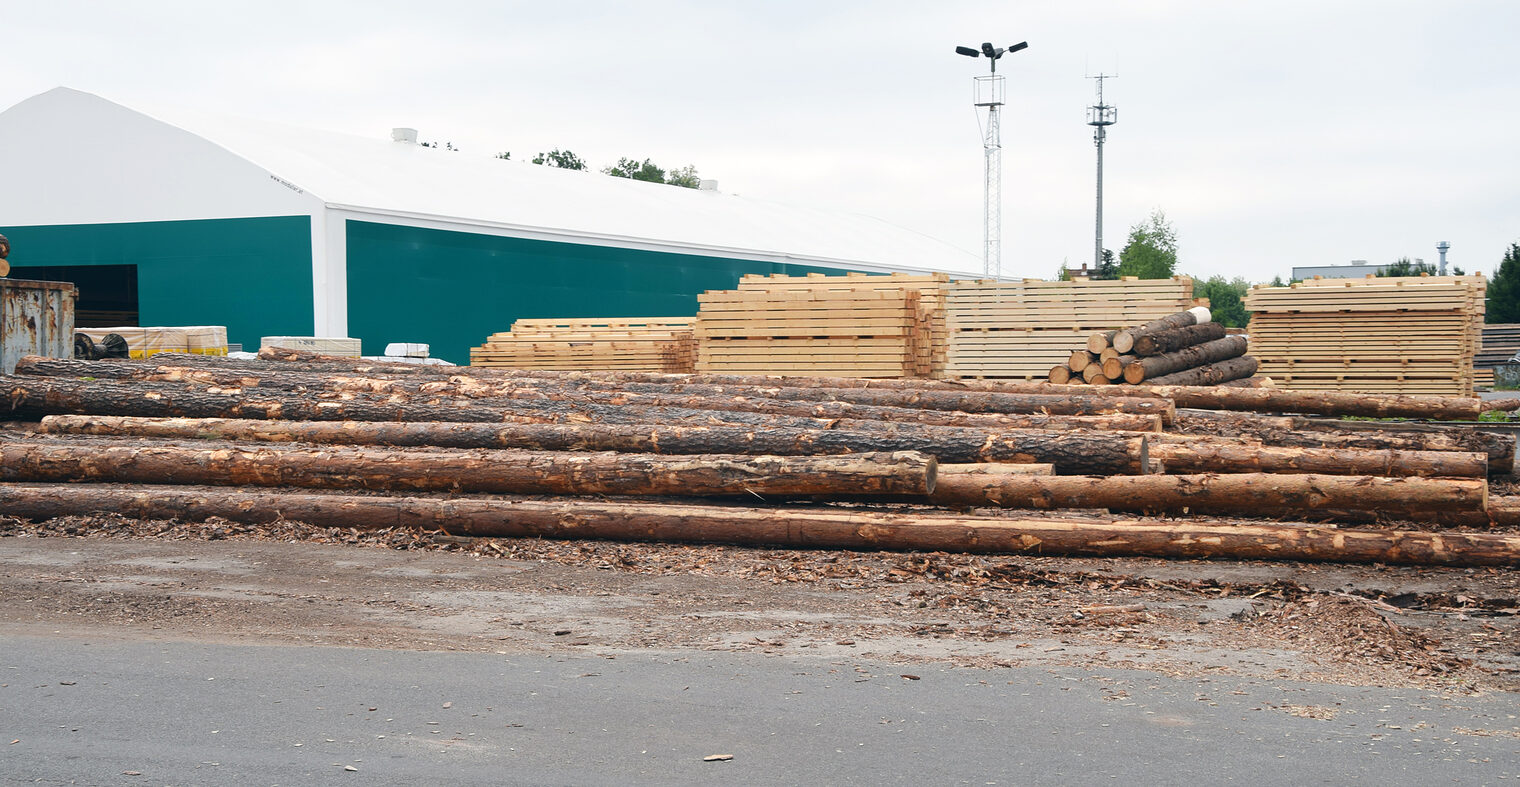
[2,513,1516,694]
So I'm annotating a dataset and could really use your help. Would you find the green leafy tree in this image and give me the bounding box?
[532,149,586,170]
[1269,275,1286,287]
[494,152,511,160]
[1193,275,1251,328]
[1488,243,1520,324]
[1093,248,1119,280]
[604,157,666,183]
[1376,256,1438,277]
[1117,209,1178,279]
[665,164,701,189]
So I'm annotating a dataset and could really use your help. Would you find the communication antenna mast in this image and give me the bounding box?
[1087,73,1118,270]
[956,40,1029,279]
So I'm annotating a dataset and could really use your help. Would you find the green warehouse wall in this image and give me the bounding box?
[1,216,314,351]
[345,221,859,362]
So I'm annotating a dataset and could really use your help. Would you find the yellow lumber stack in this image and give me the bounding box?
[1244,275,1485,396]
[944,277,1195,379]
[469,318,695,372]
[734,272,950,377]
[695,287,923,378]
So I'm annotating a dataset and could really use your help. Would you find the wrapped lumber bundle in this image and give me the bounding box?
[735,272,949,377]
[469,317,695,372]
[695,287,925,378]
[1244,275,1484,396]
[946,276,1194,380]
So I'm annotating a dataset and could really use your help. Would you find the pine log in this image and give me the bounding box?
[1099,348,1120,363]
[1481,398,1520,413]
[1112,307,1212,354]
[37,415,1155,474]
[1144,356,1259,387]
[0,441,937,497]
[1132,322,1228,357]
[13,359,1177,424]
[2,482,1516,566]
[1148,440,1487,478]
[0,376,1162,433]
[1086,331,1117,354]
[1048,365,1073,384]
[940,463,1055,477]
[1069,351,1095,373]
[1122,336,1249,384]
[1102,354,1139,380]
[1081,364,1104,383]
[1147,385,1482,420]
[928,472,1486,522]
[1171,409,1514,471]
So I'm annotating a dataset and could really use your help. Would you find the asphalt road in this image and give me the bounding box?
[3,635,1518,786]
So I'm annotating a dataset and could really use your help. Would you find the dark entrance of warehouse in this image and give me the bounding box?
[7,264,139,327]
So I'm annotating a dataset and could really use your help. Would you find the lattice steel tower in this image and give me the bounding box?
[956,40,1028,279]
[1087,74,1118,270]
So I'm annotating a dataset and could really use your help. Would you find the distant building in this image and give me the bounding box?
[1290,260,1394,281]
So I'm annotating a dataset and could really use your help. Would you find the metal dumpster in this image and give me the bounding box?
[1,278,77,374]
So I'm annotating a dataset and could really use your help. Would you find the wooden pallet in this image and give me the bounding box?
[944,277,1195,379]
[470,317,695,372]
[695,287,923,378]
[1244,275,1485,396]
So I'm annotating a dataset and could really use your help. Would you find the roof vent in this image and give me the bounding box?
[391,127,418,144]
[698,179,719,192]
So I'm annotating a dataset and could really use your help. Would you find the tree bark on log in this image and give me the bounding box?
[1171,409,1514,472]
[0,377,1160,433]
[940,463,1056,477]
[1144,384,1482,420]
[0,441,937,497]
[1132,322,1228,357]
[6,482,1511,566]
[37,415,1155,475]
[1113,307,1211,354]
[1144,356,1259,387]
[13,359,1178,424]
[928,472,1487,522]
[1148,440,1487,478]
[1122,336,1249,384]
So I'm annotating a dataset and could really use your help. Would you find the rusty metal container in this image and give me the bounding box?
[1,279,77,374]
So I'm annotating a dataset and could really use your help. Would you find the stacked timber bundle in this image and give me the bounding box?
[1244,275,1486,396]
[2,350,1519,567]
[734,272,950,377]
[1473,323,1520,390]
[468,318,695,372]
[944,276,1195,379]
[1050,307,1258,387]
[694,287,926,378]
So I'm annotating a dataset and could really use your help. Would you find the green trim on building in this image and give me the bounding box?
[1,216,313,351]
[345,220,861,362]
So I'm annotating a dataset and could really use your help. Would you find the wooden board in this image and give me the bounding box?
[470,317,696,372]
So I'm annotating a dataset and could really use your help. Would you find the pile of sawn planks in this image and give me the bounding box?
[1050,307,1257,387]
[2,347,1519,568]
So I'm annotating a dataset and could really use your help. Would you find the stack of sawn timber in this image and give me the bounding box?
[944,276,1196,380]
[1474,324,1520,391]
[695,274,940,378]
[1050,306,1257,387]
[0,348,1518,567]
[1245,275,1485,396]
[469,317,695,372]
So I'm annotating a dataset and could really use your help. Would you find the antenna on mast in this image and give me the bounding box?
[1087,73,1118,271]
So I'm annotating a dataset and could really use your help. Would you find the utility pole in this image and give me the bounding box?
[956,40,1029,279]
[1087,74,1118,271]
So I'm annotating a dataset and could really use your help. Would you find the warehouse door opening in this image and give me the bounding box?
[6,264,139,327]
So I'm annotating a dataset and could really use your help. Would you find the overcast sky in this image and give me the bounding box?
[5,0,1517,281]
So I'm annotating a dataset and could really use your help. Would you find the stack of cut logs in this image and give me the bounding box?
[1,347,1518,568]
[1049,307,1258,387]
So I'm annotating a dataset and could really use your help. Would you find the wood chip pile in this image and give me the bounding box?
[469,318,695,372]
[1245,275,1486,396]
[2,347,1519,568]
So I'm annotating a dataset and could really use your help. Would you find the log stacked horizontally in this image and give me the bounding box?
[1050,307,1259,388]
[2,349,1518,567]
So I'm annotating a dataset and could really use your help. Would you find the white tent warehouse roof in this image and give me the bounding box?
[0,87,980,359]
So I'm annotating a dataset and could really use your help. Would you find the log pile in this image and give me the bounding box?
[2,349,1519,567]
[1049,307,1259,387]
[944,276,1196,380]
[468,317,695,372]
[1244,274,1486,396]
